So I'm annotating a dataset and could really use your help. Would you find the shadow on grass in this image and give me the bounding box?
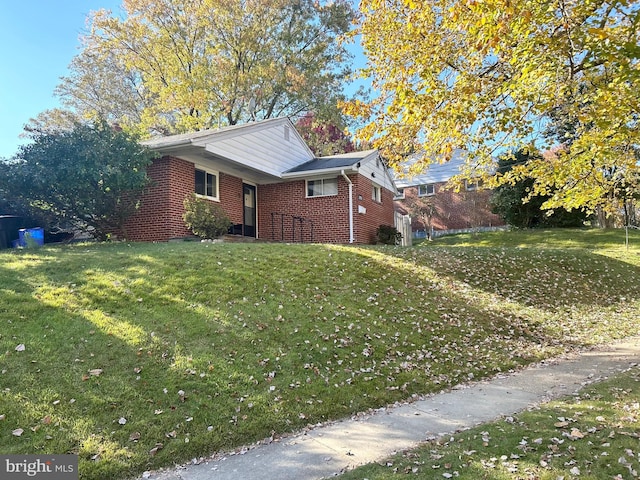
[1,241,638,479]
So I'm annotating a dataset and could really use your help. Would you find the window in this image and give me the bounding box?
[394,188,405,200]
[307,177,338,197]
[372,184,382,203]
[195,168,219,200]
[418,184,435,196]
[465,179,483,191]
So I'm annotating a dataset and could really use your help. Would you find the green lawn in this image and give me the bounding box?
[340,366,640,480]
[1,228,639,479]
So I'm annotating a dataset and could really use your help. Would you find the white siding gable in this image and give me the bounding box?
[192,118,314,178]
[359,152,397,193]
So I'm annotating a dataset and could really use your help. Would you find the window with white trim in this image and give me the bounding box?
[372,184,382,203]
[195,168,219,200]
[306,177,338,197]
[465,179,483,191]
[418,184,435,196]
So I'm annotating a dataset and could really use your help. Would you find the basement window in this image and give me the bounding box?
[195,167,219,200]
[307,177,338,197]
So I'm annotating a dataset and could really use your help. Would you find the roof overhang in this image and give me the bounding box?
[280,164,360,180]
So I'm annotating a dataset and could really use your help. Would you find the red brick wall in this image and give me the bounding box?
[258,173,395,244]
[119,156,192,241]
[119,158,396,244]
[352,175,396,244]
[259,177,351,243]
[119,156,245,242]
[395,183,505,234]
[219,173,244,225]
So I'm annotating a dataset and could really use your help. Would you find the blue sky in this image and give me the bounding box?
[0,1,122,159]
[0,1,368,160]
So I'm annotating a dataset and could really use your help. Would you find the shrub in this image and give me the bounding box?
[183,194,232,239]
[376,224,402,245]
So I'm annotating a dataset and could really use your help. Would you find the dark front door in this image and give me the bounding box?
[243,184,256,238]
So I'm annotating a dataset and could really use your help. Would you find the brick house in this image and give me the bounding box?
[117,117,397,244]
[394,151,505,238]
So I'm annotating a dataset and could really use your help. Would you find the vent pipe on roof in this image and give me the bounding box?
[341,170,354,243]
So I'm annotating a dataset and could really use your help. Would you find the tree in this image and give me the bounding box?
[46,0,354,137]
[295,112,356,156]
[490,149,589,228]
[543,86,640,227]
[1,120,155,240]
[402,192,437,238]
[344,0,640,215]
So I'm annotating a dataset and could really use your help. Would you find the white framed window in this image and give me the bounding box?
[306,177,338,197]
[372,184,382,203]
[195,167,219,200]
[465,179,483,191]
[418,184,435,196]
[394,188,405,200]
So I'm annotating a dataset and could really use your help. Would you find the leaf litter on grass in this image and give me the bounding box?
[0,236,639,480]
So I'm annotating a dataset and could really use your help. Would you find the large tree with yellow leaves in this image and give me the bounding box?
[345,0,640,215]
[40,0,353,137]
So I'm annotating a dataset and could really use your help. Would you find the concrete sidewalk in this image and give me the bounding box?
[141,338,640,480]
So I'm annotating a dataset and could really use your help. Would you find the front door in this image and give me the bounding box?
[243,184,256,238]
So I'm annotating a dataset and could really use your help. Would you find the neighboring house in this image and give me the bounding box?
[116,117,397,244]
[394,150,505,238]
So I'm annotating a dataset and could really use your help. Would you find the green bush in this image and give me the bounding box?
[183,194,232,239]
[376,224,402,245]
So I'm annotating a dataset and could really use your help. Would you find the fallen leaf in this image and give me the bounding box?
[88,369,103,376]
[15,344,25,352]
[129,432,141,442]
[554,421,569,428]
[570,428,585,439]
[0,414,5,421]
[42,415,52,425]
[12,428,24,436]
[118,417,127,425]
[149,443,163,456]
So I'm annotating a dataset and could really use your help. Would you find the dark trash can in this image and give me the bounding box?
[0,216,26,249]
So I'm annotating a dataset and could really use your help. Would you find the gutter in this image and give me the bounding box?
[281,164,358,180]
[341,170,355,244]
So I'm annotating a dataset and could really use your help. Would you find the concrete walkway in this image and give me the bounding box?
[141,338,640,480]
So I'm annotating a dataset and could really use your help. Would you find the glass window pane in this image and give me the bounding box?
[324,178,338,195]
[206,173,215,197]
[195,169,205,195]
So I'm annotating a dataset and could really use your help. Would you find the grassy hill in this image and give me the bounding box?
[1,228,638,479]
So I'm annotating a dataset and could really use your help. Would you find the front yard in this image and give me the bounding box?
[1,229,639,479]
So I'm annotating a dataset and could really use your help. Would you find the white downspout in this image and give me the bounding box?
[341,170,354,243]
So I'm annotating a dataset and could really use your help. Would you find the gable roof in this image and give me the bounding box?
[142,117,315,183]
[141,118,396,191]
[393,149,468,188]
[282,149,378,177]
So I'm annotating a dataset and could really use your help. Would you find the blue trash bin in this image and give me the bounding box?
[18,227,45,247]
